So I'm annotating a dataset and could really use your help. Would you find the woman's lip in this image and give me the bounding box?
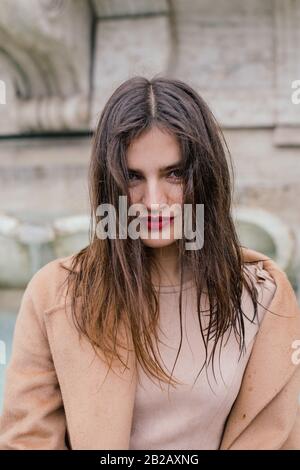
[146,216,175,221]
[148,218,174,222]
[138,216,175,229]
[146,216,175,230]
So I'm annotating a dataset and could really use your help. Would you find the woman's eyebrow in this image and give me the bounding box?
[127,162,183,174]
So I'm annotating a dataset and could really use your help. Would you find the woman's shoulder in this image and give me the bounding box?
[7,254,79,371]
[243,259,277,295]
[242,259,278,328]
[23,252,78,315]
[240,248,292,304]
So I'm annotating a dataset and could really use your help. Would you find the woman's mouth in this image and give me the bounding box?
[147,215,175,231]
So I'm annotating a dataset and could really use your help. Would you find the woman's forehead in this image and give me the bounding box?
[126,127,182,170]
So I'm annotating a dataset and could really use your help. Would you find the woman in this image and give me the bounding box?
[0,76,300,450]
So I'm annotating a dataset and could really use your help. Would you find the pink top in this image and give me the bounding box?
[129,262,277,450]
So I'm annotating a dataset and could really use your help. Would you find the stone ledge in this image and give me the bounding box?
[273,126,300,148]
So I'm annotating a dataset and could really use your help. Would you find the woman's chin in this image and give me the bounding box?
[140,236,177,248]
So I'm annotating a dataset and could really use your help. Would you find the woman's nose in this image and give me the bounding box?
[142,180,168,213]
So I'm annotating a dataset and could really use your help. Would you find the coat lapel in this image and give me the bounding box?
[219,248,300,449]
[43,299,137,450]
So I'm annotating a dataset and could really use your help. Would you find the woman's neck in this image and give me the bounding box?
[150,244,192,286]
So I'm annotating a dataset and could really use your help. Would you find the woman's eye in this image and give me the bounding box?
[128,172,141,182]
[167,169,184,181]
[127,169,184,184]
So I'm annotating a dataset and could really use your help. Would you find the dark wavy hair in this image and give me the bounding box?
[64,75,263,389]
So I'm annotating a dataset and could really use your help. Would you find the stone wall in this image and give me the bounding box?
[0,0,299,289]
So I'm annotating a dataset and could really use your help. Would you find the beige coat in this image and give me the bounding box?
[0,247,300,450]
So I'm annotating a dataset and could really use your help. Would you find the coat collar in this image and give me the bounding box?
[47,247,300,449]
[219,248,300,448]
[44,298,137,449]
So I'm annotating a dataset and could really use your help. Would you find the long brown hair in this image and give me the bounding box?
[64,75,263,388]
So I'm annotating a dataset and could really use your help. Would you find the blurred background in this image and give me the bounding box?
[0,0,300,410]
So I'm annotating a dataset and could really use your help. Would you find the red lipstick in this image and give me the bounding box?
[147,215,175,231]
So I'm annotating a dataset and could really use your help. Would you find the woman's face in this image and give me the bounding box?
[126,126,184,248]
